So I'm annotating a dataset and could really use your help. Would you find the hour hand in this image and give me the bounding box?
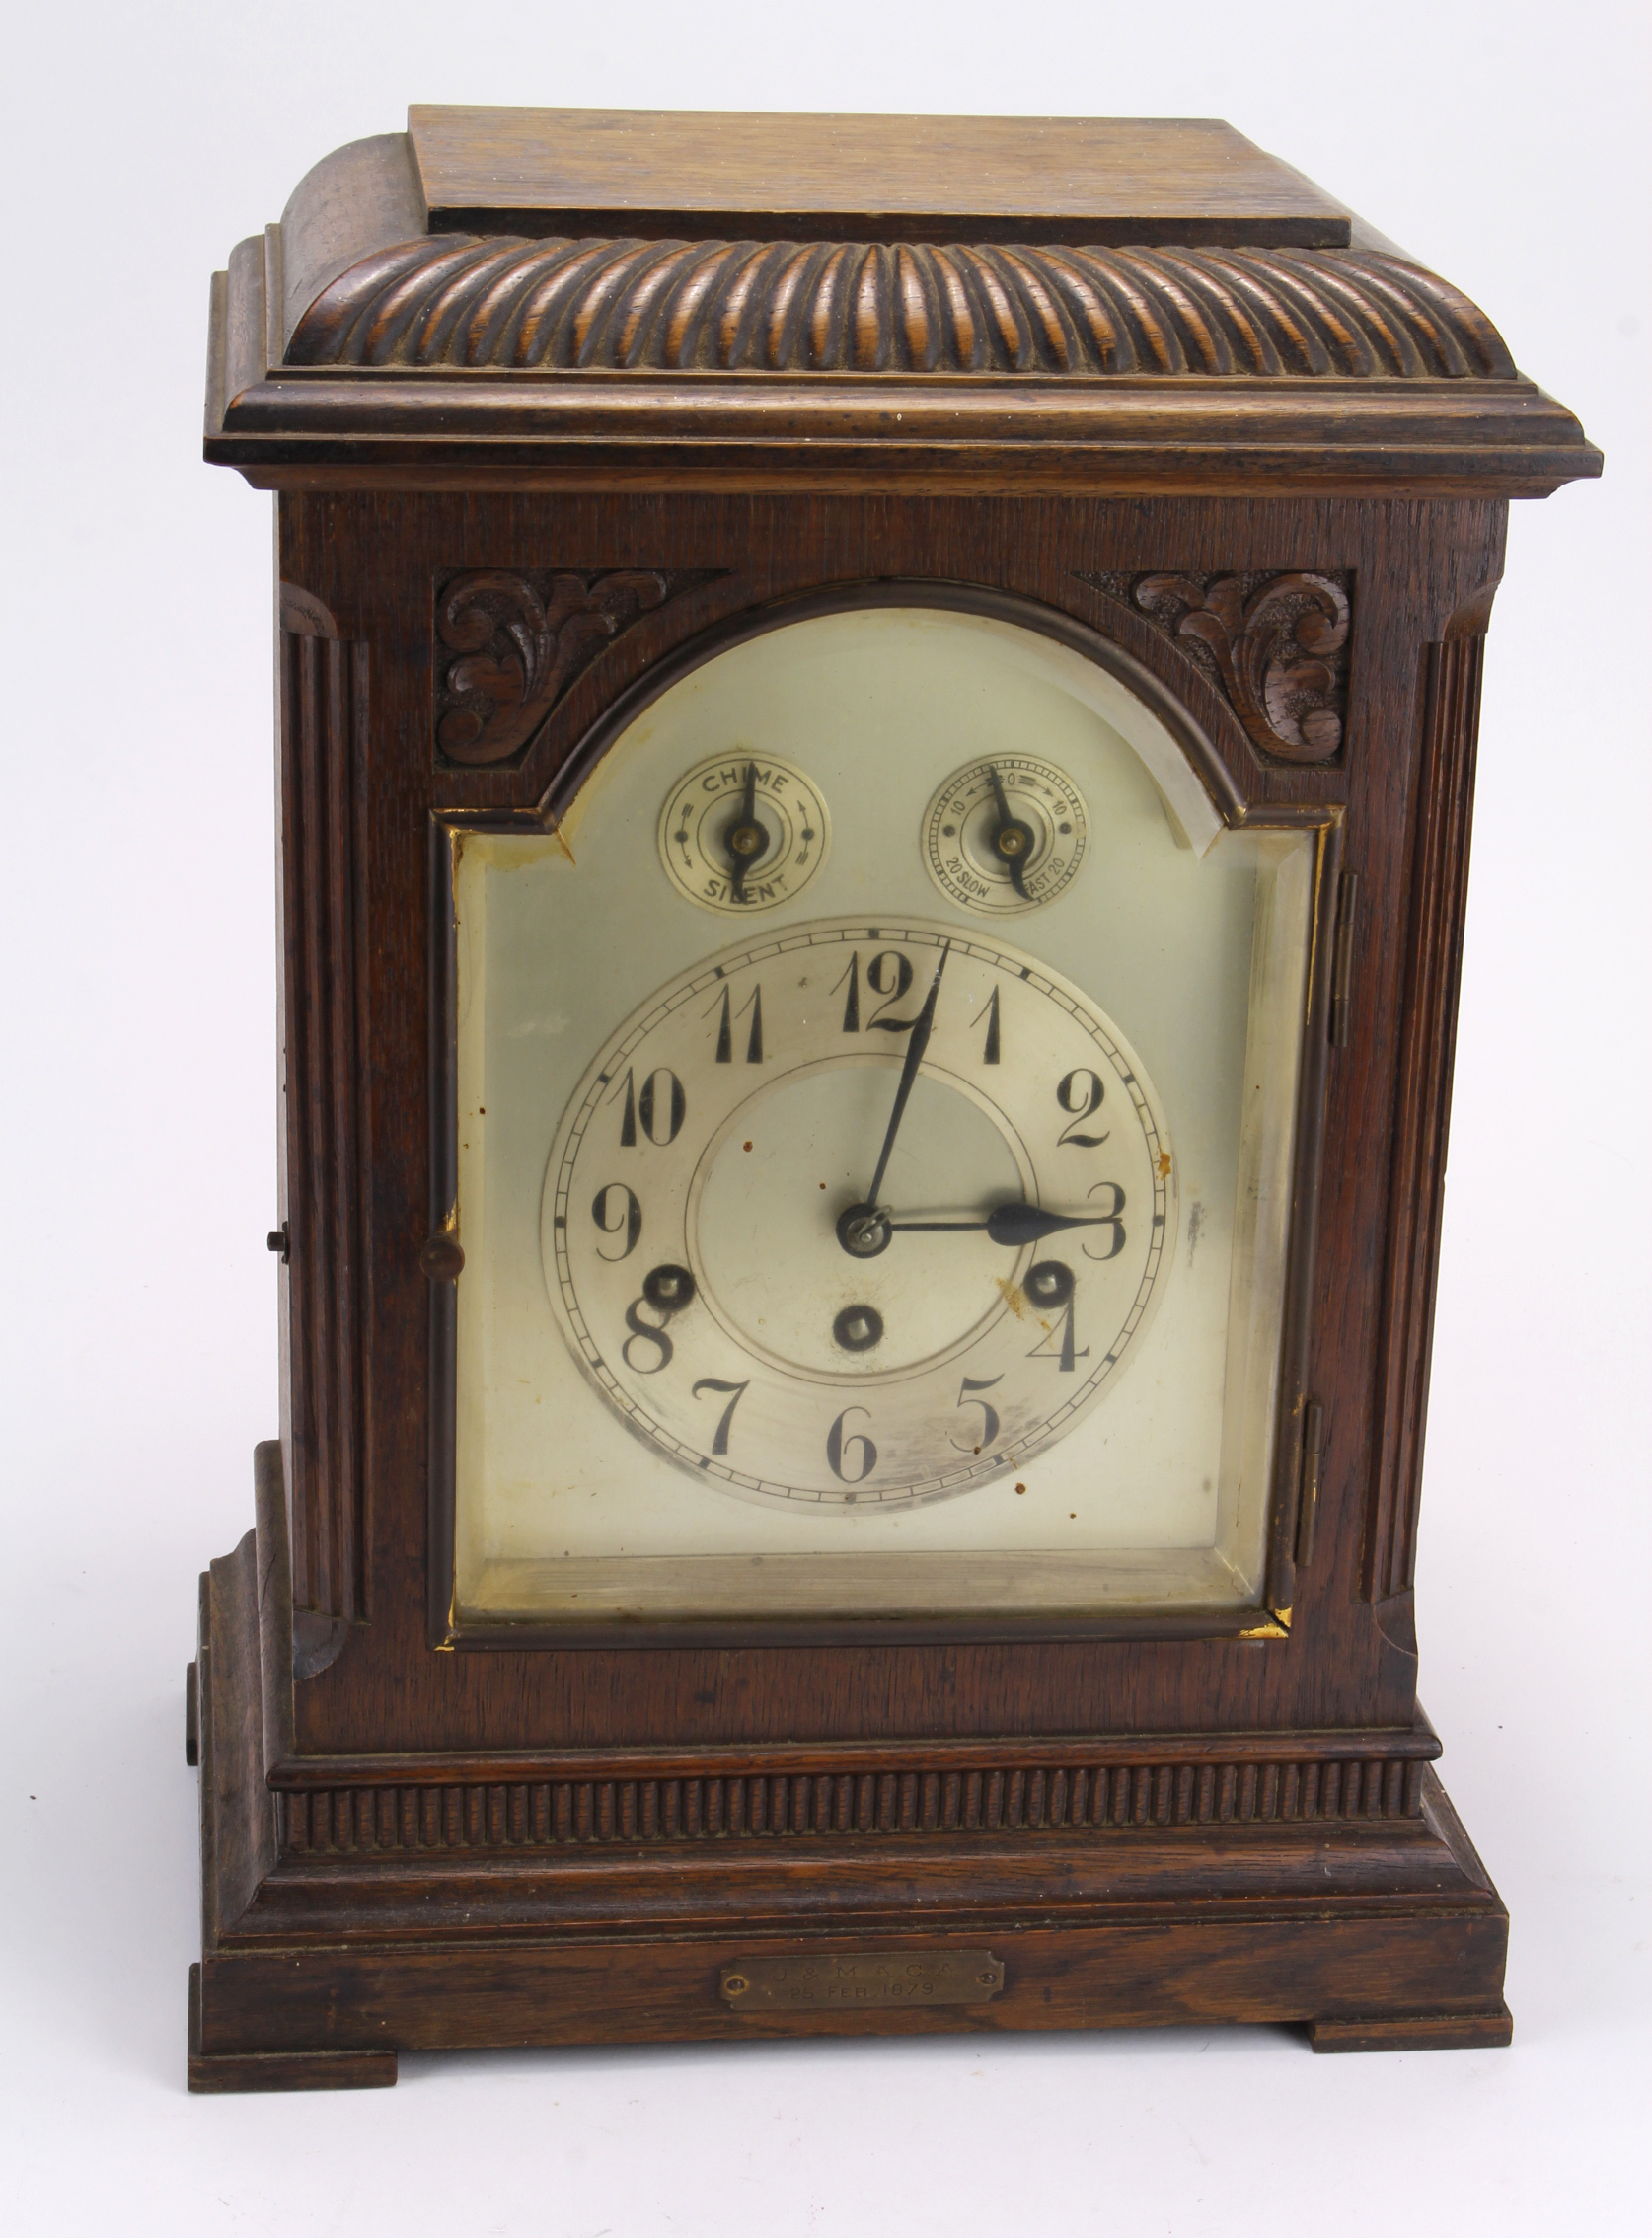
[886,1203,1117,1246]
[985,1202,1116,1246]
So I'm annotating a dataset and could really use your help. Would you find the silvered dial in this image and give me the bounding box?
[541,917,1175,1510]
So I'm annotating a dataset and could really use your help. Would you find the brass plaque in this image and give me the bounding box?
[719,1951,1004,2012]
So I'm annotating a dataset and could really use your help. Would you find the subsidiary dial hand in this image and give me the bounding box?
[889,1202,1118,1246]
[839,944,950,1255]
[986,765,1036,899]
[724,762,770,902]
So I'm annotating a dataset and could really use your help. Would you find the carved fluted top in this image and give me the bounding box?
[286,234,1518,382]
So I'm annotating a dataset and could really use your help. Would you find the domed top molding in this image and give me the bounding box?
[203,112,1600,494]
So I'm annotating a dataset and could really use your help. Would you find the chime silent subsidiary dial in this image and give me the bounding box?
[659,751,831,915]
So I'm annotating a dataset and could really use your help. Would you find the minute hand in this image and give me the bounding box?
[862,944,949,1211]
[887,1202,1118,1247]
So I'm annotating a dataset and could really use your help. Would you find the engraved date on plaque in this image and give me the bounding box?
[720,1952,1005,2011]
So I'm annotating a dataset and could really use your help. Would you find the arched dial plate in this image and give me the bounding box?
[541,917,1175,1512]
[658,751,831,915]
[923,755,1089,916]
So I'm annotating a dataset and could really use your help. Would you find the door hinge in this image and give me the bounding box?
[1329,871,1358,1047]
[1296,1399,1324,1566]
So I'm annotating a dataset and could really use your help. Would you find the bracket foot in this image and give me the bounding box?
[1308,2004,1513,2053]
[188,1966,398,2093]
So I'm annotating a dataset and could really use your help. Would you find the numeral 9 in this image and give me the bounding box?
[590,1183,641,1262]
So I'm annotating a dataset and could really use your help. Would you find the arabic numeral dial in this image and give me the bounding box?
[542,918,1175,1512]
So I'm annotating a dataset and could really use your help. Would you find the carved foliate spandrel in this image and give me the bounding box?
[433,567,722,768]
[1078,569,1352,765]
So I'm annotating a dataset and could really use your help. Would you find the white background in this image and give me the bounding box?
[3,3,1646,2229]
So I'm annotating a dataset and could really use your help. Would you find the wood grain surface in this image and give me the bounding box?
[245,486,1503,1756]
[408,108,1353,246]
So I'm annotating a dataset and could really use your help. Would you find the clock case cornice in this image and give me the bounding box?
[203,124,1600,497]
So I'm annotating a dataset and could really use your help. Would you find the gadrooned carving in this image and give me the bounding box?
[1078,570,1352,764]
[293,240,1517,383]
[434,568,721,766]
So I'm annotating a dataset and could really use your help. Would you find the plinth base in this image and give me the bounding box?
[191,1513,1512,2091]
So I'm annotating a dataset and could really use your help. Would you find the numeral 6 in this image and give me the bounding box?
[826,1406,877,1482]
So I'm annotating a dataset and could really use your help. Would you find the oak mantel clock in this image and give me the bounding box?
[186,107,1599,2088]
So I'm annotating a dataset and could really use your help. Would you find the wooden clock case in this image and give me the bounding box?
[187,109,1600,2089]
